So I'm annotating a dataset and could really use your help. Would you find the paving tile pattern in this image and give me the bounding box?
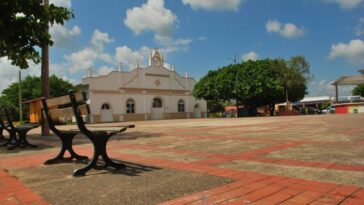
[1,114,364,204]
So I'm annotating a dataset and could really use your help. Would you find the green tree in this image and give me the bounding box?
[193,69,220,101]
[235,59,285,115]
[283,56,311,106]
[194,59,286,116]
[0,0,73,69]
[0,75,75,120]
[352,83,364,96]
[194,57,311,116]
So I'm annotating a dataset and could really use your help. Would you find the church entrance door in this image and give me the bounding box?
[194,104,201,118]
[101,103,113,122]
[152,98,163,120]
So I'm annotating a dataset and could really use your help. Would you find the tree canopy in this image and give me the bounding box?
[0,0,73,69]
[352,83,364,96]
[0,75,75,119]
[283,56,311,104]
[193,57,312,116]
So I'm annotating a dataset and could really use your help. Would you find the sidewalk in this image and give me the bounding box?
[1,114,364,204]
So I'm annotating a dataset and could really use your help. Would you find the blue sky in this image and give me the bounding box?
[1,0,364,97]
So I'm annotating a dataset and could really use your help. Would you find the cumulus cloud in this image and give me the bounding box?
[266,19,305,38]
[155,35,193,54]
[308,80,335,96]
[97,66,115,76]
[115,46,151,70]
[329,39,364,64]
[91,29,113,51]
[49,0,71,8]
[321,0,363,9]
[182,0,242,11]
[242,51,259,62]
[124,0,177,37]
[64,30,114,73]
[99,53,115,64]
[65,48,98,73]
[308,79,354,97]
[50,24,81,48]
[0,57,41,93]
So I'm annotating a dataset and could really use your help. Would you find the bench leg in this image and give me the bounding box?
[73,136,125,177]
[7,132,20,150]
[0,134,11,146]
[19,131,38,148]
[0,130,5,142]
[44,135,88,165]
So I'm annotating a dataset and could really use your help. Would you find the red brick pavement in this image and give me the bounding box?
[1,115,364,204]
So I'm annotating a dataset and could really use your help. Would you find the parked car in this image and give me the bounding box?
[300,107,321,115]
[322,105,335,114]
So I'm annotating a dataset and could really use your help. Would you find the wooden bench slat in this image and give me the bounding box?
[49,104,89,119]
[46,92,84,107]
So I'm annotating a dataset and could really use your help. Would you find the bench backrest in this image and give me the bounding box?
[41,92,89,134]
[69,91,92,135]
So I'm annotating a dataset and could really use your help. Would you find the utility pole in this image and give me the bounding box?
[41,0,50,136]
[19,70,23,124]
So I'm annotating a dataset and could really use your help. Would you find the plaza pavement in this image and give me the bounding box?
[1,113,364,204]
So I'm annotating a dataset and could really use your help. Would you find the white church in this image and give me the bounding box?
[82,49,207,123]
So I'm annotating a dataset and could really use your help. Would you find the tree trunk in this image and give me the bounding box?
[41,0,50,136]
[269,103,275,116]
[285,87,289,111]
[235,100,239,117]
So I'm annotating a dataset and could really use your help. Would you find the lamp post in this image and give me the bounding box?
[41,0,50,136]
[19,70,23,124]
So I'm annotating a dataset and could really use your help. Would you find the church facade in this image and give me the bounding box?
[82,49,207,123]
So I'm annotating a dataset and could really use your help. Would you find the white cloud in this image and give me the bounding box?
[64,30,114,73]
[0,57,41,93]
[321,0,363,9]
[155,35,193,54]
[308,80,335,96]
[329,39,364,64]
[97,66,115,76]
[49,0,71,8]
[115,46,150,70]
[266,19,305,38]
[308,79,354,97]
[50,24,81,48]
[182,0,242,11]
[124,0,178,37]
[198,36,207,41]
[65,48,98,73]
[91,29,113,51]
[99,53,115,64]
[242,51,259,62]
[354,17,364,36]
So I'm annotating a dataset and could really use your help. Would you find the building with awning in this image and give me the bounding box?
[330,69,364,114]
[331,69,364,102]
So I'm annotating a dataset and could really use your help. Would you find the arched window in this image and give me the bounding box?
[178,100,185,112]
[126,99,135,114]
[152,98,162,108]
[101,103,110,110]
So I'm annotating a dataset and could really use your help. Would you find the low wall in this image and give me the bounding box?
[335,103,364,114]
